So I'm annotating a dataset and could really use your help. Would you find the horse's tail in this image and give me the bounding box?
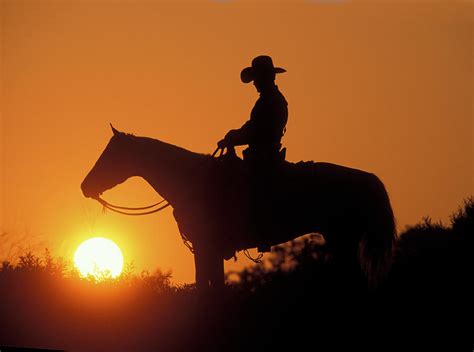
[358,175,397,291]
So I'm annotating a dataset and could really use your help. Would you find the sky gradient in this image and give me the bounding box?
[1,0,472,283]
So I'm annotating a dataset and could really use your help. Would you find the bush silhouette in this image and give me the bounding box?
[0,198,472,351]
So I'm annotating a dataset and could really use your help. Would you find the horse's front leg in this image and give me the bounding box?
[193,244,224,291]
[194,249,209,290]
[209,252,224,289]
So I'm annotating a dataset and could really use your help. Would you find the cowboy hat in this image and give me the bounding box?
[240,55,286,83]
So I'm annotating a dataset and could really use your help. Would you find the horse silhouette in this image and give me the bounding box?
[81,126,396,290]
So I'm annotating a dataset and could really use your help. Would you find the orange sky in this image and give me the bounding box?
[1,0,472,283]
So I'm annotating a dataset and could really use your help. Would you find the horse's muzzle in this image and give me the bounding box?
[81,180,99,199]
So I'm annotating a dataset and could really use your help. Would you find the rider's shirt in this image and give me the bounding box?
[225,85,288,153]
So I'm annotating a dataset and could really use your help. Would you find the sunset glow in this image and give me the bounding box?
[74,237,124,279]
[1,0,471,284]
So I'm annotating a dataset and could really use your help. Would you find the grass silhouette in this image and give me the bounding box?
[0,198,472,351]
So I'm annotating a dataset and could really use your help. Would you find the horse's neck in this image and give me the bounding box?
[132,136,208,204]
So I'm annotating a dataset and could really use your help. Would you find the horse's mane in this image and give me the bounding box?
[121,132,212,161]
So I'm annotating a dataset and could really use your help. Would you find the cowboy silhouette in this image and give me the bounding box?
[217,55,288,164]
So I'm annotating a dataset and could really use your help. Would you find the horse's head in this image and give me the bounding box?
[81,124,135,199]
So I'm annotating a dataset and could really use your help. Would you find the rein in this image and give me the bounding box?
[97,197,171,216]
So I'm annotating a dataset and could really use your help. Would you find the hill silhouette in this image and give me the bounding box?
[0,198,472,351]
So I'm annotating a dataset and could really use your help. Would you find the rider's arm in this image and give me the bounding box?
[223,119,255,147]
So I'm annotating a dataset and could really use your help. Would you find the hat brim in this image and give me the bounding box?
[240,67,287,83]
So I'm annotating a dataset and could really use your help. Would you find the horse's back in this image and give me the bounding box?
[282,160,380,196]
[284,160,374,180]
[212,156,382,205]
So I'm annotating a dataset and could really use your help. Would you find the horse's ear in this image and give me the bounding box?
[110,123,120,136]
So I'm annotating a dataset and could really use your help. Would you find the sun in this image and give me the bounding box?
[74,237,124,279]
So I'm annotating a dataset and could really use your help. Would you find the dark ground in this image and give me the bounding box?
[1,198,472,352]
